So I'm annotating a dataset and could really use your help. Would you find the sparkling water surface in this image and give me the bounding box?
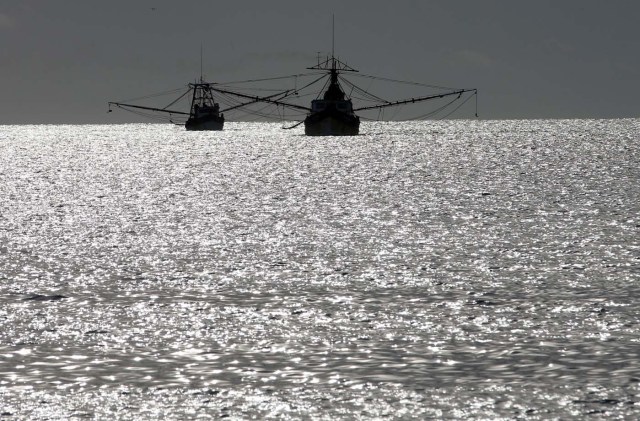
[1,120,639,419]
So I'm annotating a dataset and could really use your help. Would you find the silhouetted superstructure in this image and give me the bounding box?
[303,56,360,135]
[184,81,224,130]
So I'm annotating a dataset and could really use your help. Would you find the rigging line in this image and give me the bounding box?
[215,72,323,85]
[125,108,181,123]
[350,93,393,104]
[342,70,378,102]
[294,74,330,95]
[358,115,376,121]
[162,88,193,110]
[338,76,389,103]
[212,92,237,105]
[394,91,466,121]
[220,90,296,113]
[351,73,458,91]
[216,88,309,117]
[350,95,383,104]
[475,90,478,118]
[244,107,285,121]
[218,91,302,113]
[244,73,328,101]
[275,91,315,100]
[232,101,284,120]
[217,89,254,106]
[346,87,389,103]
[438,91,476,120]
[390,103,404,120]
[216,86,294,93]
[115,87,187,104]
[212,87,312,111]
[283,120,304,130]
[315,77,331,100]
[237,73,327,102]
[406,96,460,120]
[394,91,470,121]
[338,76,368,100]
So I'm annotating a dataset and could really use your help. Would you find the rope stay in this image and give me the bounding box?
[283,120,305,130]
[212,87,312,112]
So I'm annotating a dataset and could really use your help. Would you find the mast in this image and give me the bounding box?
[332,14,335,60]
[190,83,199,117]
[330,14,338,92]
[306,16,357,102]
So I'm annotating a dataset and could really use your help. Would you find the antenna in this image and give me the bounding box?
[332,14,335,58]
[200,44,203,82]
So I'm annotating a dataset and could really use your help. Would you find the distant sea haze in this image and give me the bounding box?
[1,119,639,419]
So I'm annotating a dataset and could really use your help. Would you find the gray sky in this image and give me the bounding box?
[1,0,638,124]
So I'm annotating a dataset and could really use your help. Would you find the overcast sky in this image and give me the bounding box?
[1,0,638,124]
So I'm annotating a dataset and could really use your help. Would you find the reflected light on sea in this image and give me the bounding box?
[1,120,639,419]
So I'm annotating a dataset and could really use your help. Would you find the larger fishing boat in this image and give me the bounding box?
[304,56,360,136]
[227,20,478,136]
[242,55,477,136]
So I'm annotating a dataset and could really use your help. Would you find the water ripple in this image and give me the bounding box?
[1,120,639,418]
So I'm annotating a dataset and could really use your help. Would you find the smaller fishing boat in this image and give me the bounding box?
[109,79,225,131]
[184,81,224,131]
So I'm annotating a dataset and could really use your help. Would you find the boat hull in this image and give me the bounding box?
[185,115,224,131]
[304,113,360,136]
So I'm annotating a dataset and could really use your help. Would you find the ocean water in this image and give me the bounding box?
[0,119,639,419]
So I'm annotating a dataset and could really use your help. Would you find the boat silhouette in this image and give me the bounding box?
[108,79,224,131]
[303,56,360,136]
[224,19,478,136]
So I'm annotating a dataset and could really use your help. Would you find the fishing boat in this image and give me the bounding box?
[224,20,478,136]
[304,56,360,136]
[237,58,478,136]
[109,79,225,131]
[184,81,224,130]
[107,46,289,130]
[108,76,299,130]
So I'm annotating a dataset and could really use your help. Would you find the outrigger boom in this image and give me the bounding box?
[108,102,190,116]
[353,89,477,112]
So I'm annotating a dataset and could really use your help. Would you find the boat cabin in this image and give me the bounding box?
[311,99,354,114]
[193,103,220,118]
